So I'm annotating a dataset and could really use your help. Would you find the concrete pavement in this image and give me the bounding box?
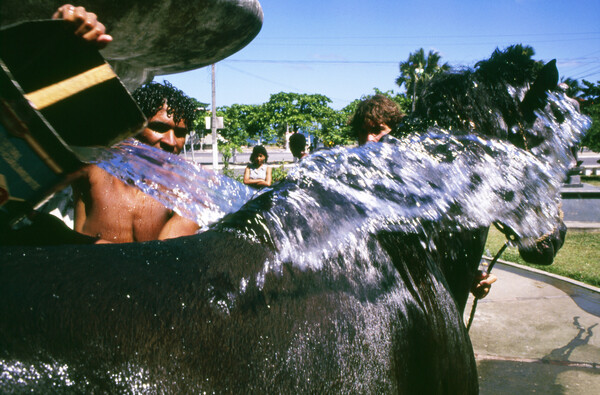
[565,221,600,233]
[467,261,600,394]
[182,147,296,177]
[182,147,295,167]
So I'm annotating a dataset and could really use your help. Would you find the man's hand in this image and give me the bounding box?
[471,270,497,299]
[365,124,392,144]
[52,4,112,48]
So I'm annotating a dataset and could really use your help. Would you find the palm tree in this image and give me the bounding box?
[396,48,451,112]
[560,77,583,99]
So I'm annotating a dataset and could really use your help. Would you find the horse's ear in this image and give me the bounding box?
[520,59,558,123]
[535,59,559,91]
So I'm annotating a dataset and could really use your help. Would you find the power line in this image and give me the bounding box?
[571,65,600,80]
[568,62,600,78]
[223,57,600,85]
[259,32,600,40]
[227,59,397,65]
[221,63,305,91]
[220,63,359,105]
[225,58,600,68]
[253,36,600,48]
[577,72,600,80]
[556,49,600,75]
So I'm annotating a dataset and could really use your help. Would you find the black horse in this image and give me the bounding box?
[0,47,585,393]
[406,45,572,268]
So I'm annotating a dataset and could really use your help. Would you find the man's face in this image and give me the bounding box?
[136,103,188,154]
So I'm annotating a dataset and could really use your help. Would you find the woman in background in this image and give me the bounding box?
[243,145,272,189]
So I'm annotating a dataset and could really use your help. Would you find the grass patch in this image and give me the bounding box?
[485,227,600,288]
[581,176,600,187]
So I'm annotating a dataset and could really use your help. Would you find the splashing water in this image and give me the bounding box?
[93,140,256,228]
[212,91,589,273]
[91,91,588,274]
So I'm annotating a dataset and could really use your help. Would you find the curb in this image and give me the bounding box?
[482,256,600,294]
[564,221,600,233]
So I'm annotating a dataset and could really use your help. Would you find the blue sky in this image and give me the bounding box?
[157,0,600,110]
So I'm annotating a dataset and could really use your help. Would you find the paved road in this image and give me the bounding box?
[468,261,600,394]
[182,149,294,166]
[182,148,296,177]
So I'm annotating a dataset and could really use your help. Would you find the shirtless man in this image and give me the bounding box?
[54,5,199,243]
[71,81,200,243]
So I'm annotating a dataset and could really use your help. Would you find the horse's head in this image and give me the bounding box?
[401,45,589,265]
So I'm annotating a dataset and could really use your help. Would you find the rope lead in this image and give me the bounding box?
[466,221,519,331]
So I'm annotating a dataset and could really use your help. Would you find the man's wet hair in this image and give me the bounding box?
[349,94,405,139]
[132,81,197,130]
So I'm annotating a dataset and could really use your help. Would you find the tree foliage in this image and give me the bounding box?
[317,105,353,146]
[197,47,599,157]
[395,48,451,111]
[215,90,413,149]
[189,98,210,132]
[560,77,583,99]
[560,78,600,151]
[219,103,267,145]
[214,89,415,148]
[263,92,333,142]
[579,80,600,151]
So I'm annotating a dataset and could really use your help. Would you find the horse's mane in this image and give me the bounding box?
[399,45,556,150]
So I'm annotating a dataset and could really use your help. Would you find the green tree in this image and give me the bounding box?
[218,141,240,171]
[395,48,451,112]
[263,92,333,143]
[189,98,210,132]
[318,106,354,147]
[219,103,268,146]
[579,80,600,151]
[185,98,209,149]
[217,103,272,168]
[560,77,584,99]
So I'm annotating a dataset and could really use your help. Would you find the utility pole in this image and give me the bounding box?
[211,64,219,170]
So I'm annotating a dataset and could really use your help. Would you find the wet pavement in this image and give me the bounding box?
[466,261,600,394]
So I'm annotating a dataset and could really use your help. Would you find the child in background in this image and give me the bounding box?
[243,145,272,189]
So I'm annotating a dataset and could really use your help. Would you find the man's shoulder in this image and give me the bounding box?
[83,165,137,200]
[86,164,110,178]
[86,165,126,187]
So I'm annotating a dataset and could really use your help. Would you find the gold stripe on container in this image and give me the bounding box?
[24,63,116,110]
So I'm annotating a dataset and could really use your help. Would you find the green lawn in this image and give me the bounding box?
[485,227,600,288]
[581,176,600,187]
